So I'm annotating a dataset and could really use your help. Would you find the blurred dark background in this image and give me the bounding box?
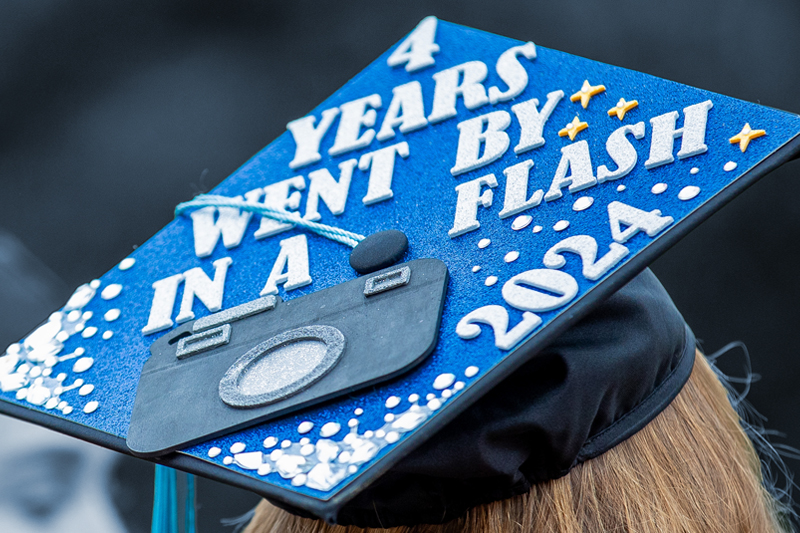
[0,1,798,531]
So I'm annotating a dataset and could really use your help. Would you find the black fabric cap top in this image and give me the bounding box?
[273,269,696,527]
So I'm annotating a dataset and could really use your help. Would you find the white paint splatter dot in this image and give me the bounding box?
[63,406,73,415]
[348,418,358,428]
[354,408,364,416]
[478,238,491,249]
[72,357,94,373]
[281,440,291,449]
[119,258,136,270]
[257,464,271,476]
[79,384,94,396]
[235,454,266,473]
[230,442,246,454]
[384,413,395,422]
[291,474,307,487]
[454,381,465,390]
[572,196,594,211]
[298,421,314,434]
[89,280,101,290]
[617,184,626,192]
[64,286,95,312]
[678,186,701,201]
[385,431,400,444]
[263,437,278,448]
[504,251,520,263]
[208,447,221,458]
[385,396,401,409]
[81,327,97,339]
[690,167,700,175]
[234,451,263,471]
[104,309,121,322]
[532,225,543,233]
[320,422,341,438]
[223,456,233,465]
[433,373,456,390]
[465,366,479,378]
[83,401,99,414]
[724,161,738,172]
[511,215,532,230]
[553,220,570,232]
[102,331,113,340]
[485,276,498,287]
[651,183,668,195]
[101,284,122,300]
[233,451,264,470]
[472,265,481,273]
[408,394,419,403]
[427,399,442,411]
[300,444,315,456]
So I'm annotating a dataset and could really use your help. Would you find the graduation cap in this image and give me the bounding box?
[1,15,799,527]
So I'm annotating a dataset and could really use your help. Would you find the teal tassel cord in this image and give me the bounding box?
[185,472,196,533]
[175,194,365,248]
[151,465,197,533]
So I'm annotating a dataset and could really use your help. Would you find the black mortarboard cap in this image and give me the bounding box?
[1,16,799,527]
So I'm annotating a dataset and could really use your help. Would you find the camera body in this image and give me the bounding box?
[127,258,448,457]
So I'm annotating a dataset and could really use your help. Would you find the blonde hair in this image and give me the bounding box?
[244,352,790,533]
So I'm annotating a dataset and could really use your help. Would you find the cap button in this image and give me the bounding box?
[349,230,409,274]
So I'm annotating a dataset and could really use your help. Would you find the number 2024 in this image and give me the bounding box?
[456,234,629,350]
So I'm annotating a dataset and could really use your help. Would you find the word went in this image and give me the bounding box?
[191,142,408,258]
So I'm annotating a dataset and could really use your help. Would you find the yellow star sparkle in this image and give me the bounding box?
[607,98,639,120]
[570,80,606,109]
[729,123,766,152]
[559,116,589,141]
